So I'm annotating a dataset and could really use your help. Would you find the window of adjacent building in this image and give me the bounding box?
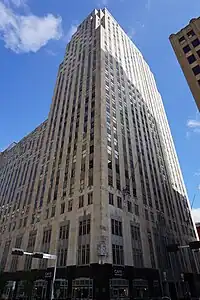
[112,244,124,265]
[117,196,122,209]
[192,38,200,48]
[192,65,200,76]
[88,192,93,205]
[183,45,191,53]
[197,49,200,58]
[109,192,114,205]
[111,219,122,236]
[187,54,196,64]
[187,30,195,38]
[79,195,84,208]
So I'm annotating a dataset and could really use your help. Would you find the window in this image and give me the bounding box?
[51,206,56,217]
[187,30,195,38]
[79,195,84,208]
[187,54,196,64]
[59,224,69,240]
[183,45,190,53]
[132,248,143,267]
[127,201,132,213]
[88,192,93,205]
[179,36,185,43]
[135,204,139,216]
[197,49,200,58]
[198,79,200,87]
[111,219,122,236]
[79,218,91,235]
[60,203,65,214]
[192,65,200,76]
[57,248,68,267]
[145,209,149,221]
[68,200,73,212]
[117,196,122,209]
[192,38,200,48]
[112,244,124,265]
[109,193,114,205]
[77,244,90,265]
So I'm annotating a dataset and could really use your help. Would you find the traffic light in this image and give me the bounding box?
[166,244,180,253]
[189,241,200,250]
[32,252,44,259]
[12,248,24,256]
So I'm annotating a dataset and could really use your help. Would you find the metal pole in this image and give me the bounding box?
[50,257,57,300]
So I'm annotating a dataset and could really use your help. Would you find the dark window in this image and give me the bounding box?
[59,224,69,240]
[197,49,200,58]
[179,36,185,43]
[111,219,122,236]
[183,45,191,53]
[187,30,195,38]
[192,38,200,48]
[88,192,93,205]
[109,193,114,205]
[51,206,56,217]
[60,203,65,214]
[127,201,132,213]
[187,54,196,64]
[117,196,122,209]
[192,65,200,76]
[198,79,200,87]
[79,218,91,236]
[135,204,139,216]
[79,195,84,208]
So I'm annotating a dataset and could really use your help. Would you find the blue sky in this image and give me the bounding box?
[0,0,200,220]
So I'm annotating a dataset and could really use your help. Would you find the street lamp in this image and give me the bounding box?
[11,248,57,300]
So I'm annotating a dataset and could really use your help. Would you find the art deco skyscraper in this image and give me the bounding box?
[170,17,200,111]
[0,8,198,300]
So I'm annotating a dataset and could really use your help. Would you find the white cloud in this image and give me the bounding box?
[192,208,200,223]
[65,23,77,43]
[187,119,200,128]
[0,1,62,53]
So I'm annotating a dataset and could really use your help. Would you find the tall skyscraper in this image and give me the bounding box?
[0,8,198,300]
[170,17,200,111]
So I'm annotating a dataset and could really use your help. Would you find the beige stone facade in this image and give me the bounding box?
[0,9,197,277]
[170,17,200,111]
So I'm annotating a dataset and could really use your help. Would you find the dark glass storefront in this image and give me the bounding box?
[0,264,199,300]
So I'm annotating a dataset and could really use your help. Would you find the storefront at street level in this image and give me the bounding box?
[0,264,199,300]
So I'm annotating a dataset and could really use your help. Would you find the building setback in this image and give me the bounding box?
[170,17,200,111]
[0,8,199,300]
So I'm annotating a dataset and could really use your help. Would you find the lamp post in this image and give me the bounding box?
[11,248,57,300]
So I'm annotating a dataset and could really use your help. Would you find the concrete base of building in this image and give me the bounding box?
[0,264,199,300]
